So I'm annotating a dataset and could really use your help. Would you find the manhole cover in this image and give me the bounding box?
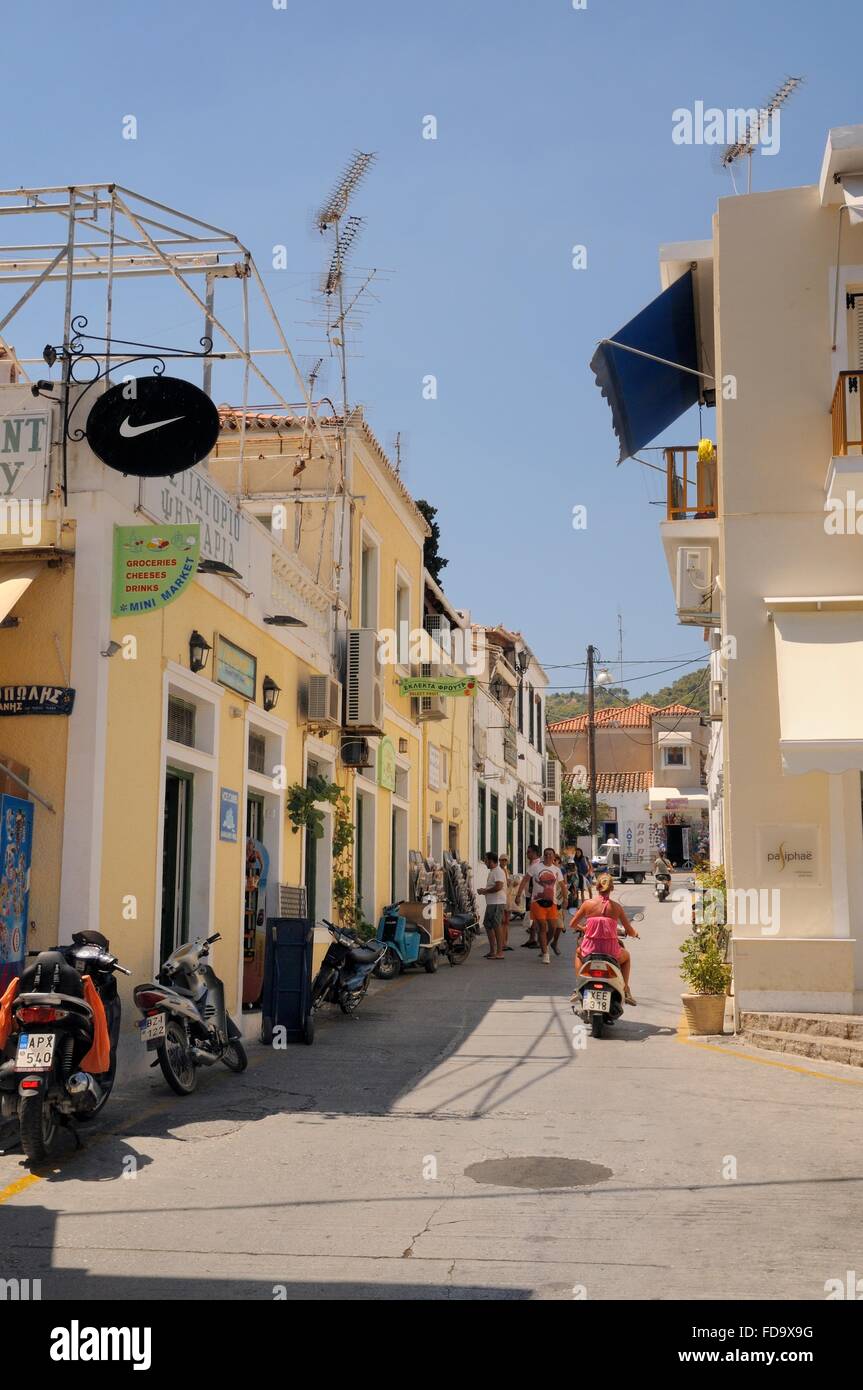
[464,1156,612,1189]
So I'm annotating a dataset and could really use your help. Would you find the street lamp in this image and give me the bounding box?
[189,630,211,673]
[262,675,281,712]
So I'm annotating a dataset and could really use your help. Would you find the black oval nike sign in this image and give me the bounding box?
[85,376,220,478]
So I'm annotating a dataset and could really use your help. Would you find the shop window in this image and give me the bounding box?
[167,696,196,748]
[248,730,267,774]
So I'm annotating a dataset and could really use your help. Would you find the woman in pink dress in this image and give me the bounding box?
[572,872,640,1005]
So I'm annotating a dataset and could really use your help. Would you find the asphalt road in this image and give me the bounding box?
[2,882,862,1301]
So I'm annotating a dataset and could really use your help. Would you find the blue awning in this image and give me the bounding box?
[590,269,703,463]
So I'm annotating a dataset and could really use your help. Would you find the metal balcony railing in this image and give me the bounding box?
[831,371,863,455]
[664,446,718,521]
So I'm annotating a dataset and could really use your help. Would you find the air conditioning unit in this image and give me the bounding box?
[341,737,372,768]
[543,755,561,803]
[709,678,723,721]
[675,545,715,622]
[344,627,384,733]
[306,674,342,728]
[416,694,447,722]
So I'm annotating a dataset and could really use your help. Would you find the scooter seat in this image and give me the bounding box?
[582,951,621,967]
[446,914,475,929]
[348,945,383,966]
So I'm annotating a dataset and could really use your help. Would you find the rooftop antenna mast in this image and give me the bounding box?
[720,76,803,194]
[315,150,377,422]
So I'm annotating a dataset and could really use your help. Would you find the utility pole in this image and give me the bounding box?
[587,644,598,857]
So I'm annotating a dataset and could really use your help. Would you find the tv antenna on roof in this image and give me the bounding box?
[314,150,377,419]
[720,76,803,194]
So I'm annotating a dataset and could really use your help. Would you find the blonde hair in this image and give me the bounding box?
[596,872,614,895]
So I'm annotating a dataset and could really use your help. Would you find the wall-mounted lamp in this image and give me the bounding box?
[101,640,122,658]
[398,738,408,754]
[262,675,281,712]
[189,630,211,673]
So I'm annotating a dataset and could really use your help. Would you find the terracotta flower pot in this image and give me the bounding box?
[681,992,727,1036]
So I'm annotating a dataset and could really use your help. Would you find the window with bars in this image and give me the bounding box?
[167,696,196,748]
[248,731,267,774]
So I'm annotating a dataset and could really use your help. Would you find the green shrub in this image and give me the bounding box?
[679,930,731,996]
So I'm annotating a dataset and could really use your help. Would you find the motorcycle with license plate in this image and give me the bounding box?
[572,912,643,1039]
[133,932,247,1095]
[0,931,130,1163]
[311,920,387,1015]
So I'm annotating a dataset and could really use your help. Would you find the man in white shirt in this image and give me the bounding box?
[477,852,508,960]
[517,846,564,964]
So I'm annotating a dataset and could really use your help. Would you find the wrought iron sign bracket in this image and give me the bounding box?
[29,318,227,501]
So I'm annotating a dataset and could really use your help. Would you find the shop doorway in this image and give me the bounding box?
[243,793,267,1005]
[161,768,193,963]
[665,823,690,868]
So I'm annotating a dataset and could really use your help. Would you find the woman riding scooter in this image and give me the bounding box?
[571,872,640,1005]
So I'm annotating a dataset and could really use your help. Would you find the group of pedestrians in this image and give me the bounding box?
[476,842,596,965]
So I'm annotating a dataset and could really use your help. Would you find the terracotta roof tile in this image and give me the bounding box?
[563,770,653,795]
[548,702,699,734]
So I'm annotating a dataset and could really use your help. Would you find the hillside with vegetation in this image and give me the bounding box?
[546,666,709,723]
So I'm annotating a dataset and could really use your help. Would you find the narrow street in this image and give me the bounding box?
[2,884,860,1302]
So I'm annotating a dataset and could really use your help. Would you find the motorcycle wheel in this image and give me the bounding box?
[19,1092,59,1164]
[339,979,368,1015]
[221,1039,248,1073]
[423,950,439,974]
[590,1015,605,1038]
[374,948,401,980]
[448,936,472,965]
[311,967,334,1006]
[157,1020,197,1095]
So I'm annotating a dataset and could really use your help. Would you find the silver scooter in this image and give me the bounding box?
[133,933,247,1094]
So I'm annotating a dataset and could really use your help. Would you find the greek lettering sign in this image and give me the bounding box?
[0,410,51,501]
[215,635,257,700]
[141,466,251,586]
[0,684,75,716]
[111,524,200,616]
[398,675,476,697]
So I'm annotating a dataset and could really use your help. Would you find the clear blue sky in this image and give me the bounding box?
[3,0,860,696]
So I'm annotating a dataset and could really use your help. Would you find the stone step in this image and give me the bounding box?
[740,1011,863,1042]
[741,1026,863,1068]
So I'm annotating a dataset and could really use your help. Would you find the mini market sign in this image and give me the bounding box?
[111,523,200,616]
[398,675,477,697]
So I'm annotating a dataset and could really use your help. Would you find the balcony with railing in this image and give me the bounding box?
[831,371,863,456]
[664,445,718,521]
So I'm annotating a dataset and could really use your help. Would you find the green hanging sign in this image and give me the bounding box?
[377,736,396,792]
[398,675,477,697]
[111,524,201,616]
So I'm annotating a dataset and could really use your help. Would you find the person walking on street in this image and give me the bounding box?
[519,844,541,948]
[518,846,564,964]
[477,852,508,960]
[499,854,515,951]
[573,846,592,903]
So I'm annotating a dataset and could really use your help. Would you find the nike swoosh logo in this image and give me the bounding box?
[119,415,184,438]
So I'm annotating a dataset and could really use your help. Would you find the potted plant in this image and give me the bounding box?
[679,926,731,1035]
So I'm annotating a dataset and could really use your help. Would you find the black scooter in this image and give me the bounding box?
[312,921,386,1016]
[0,931,129,1163]
[655,872,672,902]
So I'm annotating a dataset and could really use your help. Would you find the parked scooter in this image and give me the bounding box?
[0,931,129,1163]
[133,932,247,1095]
[311,920,387,1015]
[443,912,475,966]
[373,903,441,979]
[654,871,672,902]
[571,912,643,1039]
